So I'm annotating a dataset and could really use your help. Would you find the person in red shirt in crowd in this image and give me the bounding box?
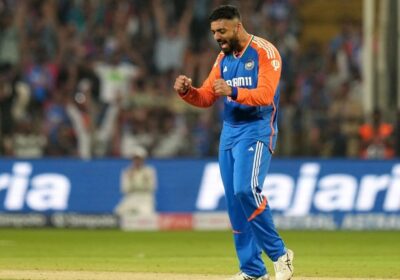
[359,108,394,159]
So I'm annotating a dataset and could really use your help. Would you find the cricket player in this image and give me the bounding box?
[174,5,294,280]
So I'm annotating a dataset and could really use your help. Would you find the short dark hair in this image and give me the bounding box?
[208,5,241,22]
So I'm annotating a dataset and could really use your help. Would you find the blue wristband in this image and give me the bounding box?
[231,87,238,100]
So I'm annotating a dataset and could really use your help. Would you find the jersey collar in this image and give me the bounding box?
[233,35,254,59]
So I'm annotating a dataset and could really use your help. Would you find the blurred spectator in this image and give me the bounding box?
[329,20,362,78]
[184,0,215,86]
[152,112,188,158]
[93,49,140,156]
[66,80,94,159]
[152,0,193,76]
[359,108,395,159]
[0,10,20,66]
[323,119,348,157]
[119,107,157,158]
[114,147,157,216]
[44,95,78,156]
[328,81,363,157]
[94,50,139,105]
[24,48,57,118]
[4,118,47,158]
[191,112,213,157]
[0,64,15,144]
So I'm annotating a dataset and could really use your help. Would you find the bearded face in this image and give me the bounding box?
[217,33,240,55]
[211,19,241,55]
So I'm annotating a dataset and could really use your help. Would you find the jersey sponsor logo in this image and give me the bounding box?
[245,59,255,70]
[223,66,228,73]
[196,163,400,214]
[225,77,253,87]
[0,162,71,211]
[271,59,280,71]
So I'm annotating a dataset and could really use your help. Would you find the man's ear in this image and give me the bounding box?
[236,22,242,33]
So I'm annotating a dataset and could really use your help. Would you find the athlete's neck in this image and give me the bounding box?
[237,30,251,51]
[234,32,251,56]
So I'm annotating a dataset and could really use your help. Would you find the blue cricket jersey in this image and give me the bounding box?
[180,35,282,152]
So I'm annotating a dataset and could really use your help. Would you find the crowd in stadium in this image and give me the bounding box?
[0,0,399,159]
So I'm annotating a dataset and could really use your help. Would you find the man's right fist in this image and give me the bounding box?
[174,75,192,94]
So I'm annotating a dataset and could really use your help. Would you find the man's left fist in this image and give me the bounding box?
[213,79,232,96]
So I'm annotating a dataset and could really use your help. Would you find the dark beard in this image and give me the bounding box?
[221,37,241,55]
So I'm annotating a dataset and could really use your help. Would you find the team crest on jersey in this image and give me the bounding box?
[245,59,255,70]
[271,59,280,71]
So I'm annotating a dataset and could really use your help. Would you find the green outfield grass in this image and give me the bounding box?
[0,229,399,278]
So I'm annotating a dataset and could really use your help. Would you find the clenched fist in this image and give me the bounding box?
[174,75,192,94]
[213,79,232,96]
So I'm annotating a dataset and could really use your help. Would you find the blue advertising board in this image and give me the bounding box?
[0,158,399,229]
